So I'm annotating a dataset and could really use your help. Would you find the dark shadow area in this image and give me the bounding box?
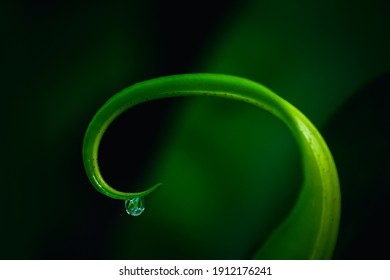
[324,73,390,259]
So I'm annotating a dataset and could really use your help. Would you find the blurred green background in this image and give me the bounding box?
[2,0,389,259]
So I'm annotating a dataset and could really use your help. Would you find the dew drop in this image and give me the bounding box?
[125,196,145,216]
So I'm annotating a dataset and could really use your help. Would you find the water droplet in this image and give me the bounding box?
[125,196,145,216]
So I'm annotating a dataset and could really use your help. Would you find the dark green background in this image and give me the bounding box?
[2,0,389,259]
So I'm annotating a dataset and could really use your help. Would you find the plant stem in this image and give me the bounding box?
[82,73,340,259]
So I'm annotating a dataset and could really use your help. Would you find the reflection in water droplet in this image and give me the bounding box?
[125,196,145,216]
